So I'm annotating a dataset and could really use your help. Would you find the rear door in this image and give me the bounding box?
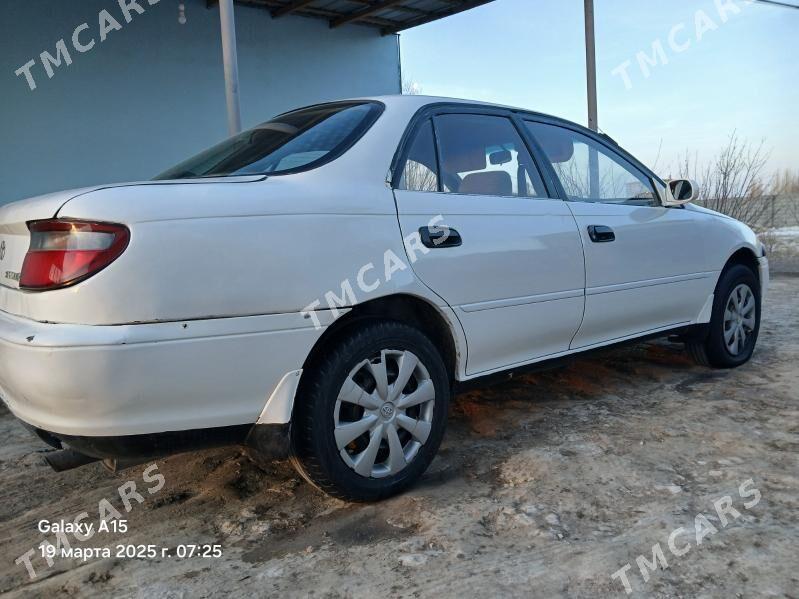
[392,108,586,375]
[523,119,715,349]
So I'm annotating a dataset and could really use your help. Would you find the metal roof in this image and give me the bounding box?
[231,0,497,34]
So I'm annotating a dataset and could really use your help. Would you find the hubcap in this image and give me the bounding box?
[380,403,395,419]
[723,283,756,356]
[333,349,435,479]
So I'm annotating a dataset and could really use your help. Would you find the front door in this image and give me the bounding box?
[392,110,586,375]
[524,119,715,349]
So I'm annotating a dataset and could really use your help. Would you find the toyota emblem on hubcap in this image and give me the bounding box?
[380,403,395,419]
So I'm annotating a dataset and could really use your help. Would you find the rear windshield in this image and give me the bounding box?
[154,101,383,180]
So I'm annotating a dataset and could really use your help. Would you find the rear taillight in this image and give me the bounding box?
[20,220,130,291]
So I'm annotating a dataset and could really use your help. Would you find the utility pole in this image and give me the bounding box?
[219,0,242,136]
[584,0,598,132]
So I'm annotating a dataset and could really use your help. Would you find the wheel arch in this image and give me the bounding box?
[722,245,762,288]
[298,293,462,393]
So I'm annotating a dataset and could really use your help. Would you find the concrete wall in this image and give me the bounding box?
[0,0,400,204]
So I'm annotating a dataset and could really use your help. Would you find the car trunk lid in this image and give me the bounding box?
[0,176,266,296]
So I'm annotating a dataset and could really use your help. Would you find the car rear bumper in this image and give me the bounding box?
[22,421,291,463]
[0,308,326,437]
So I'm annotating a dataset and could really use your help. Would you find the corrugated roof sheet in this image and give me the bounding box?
[233,0,496,34]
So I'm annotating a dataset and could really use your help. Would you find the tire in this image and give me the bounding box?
[290,321,450,502]
[687,264,761,368]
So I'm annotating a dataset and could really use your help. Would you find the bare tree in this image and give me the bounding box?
[400,160,438,192]
[649,138,664,175]
[402,76,422,96]
[675,132,778,228]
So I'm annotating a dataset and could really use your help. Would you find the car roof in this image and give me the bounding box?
[280,94,598,139]
[284,95,660,182]
[344,94,610,141]
[351,95,662,186]
[368,94,512,108]
[358,94,532,115]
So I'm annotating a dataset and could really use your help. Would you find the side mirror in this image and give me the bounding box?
[664,179,699,206]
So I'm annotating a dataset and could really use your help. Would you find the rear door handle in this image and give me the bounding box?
[419,226,462,248]
[587,225,615,243]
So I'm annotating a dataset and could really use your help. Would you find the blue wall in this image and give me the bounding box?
[0,0,400,203]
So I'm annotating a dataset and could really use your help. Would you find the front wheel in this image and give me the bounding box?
[687,264,761,368]
[290,321,450,502]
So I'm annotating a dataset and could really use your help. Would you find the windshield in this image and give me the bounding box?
[154,101,383,180]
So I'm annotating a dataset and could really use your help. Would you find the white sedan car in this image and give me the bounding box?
[0,96,768,501]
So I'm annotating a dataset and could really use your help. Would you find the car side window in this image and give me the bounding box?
[433,114,547,198]
[397,119,439,192]
[525,121,658,207]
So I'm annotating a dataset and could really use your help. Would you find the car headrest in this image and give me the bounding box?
[459,171,513,196]
[535,126,575,163]
[442,140,487,173]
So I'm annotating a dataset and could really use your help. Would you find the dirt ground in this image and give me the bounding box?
[1,277,797,598]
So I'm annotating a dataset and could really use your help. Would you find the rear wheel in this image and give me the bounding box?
[290,321,449,502]
[687,264,761,368]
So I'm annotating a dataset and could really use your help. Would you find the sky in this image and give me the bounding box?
[399,0,798,178]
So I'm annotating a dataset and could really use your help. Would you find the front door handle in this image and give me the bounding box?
[419,226,462,248]
[587,225,615,243]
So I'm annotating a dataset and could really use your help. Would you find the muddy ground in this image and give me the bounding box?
[0,277,797,598]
